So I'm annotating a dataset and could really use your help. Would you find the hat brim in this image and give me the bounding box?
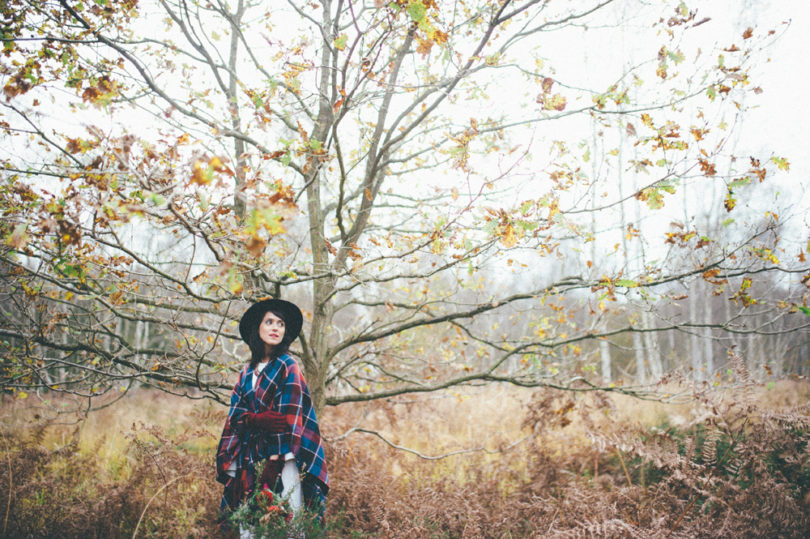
[238,299,303,344]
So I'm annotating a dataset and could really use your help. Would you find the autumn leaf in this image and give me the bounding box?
[190,160,211,185]
[770,156,790,171]
[742,27,753,39]
[416,38,434,56]
[698,158,716,176]
[702,268,727,285]
[724,189,737,212]
[6,223,30,250]
[190,156,230,185]
[431,29,448,45]
[625,122,636,137]
[265,150,286,160]
[690,127,708,141]
[245,236,267,257]
[65,137,99,154]
[58,220,82,246]
[334,33,348,51]
[547,94,567,111]
[636,185,673,210]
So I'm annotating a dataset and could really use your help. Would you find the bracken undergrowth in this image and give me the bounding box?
[1,356,808,538]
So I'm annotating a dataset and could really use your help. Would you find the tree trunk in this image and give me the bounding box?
[599,339,612,384]
[643,311,662,380]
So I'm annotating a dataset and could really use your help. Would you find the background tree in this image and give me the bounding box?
[1,0,807,413]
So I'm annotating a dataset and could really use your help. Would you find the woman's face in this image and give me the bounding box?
[258,311,286,348]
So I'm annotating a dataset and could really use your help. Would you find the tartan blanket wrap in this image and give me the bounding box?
[216,354,329,496]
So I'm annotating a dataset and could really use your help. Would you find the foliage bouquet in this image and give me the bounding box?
[229,476,325,538]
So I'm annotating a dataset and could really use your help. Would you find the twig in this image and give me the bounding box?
[616,450,633,488]
[328,427,531,460]
[131,473,190,539]
[546,507,560,535]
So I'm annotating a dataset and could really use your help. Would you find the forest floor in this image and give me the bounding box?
[1,377,808,537]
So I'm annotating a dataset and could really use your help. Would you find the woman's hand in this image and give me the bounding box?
[243,410,288,432]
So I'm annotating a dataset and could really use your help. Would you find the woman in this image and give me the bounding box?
[216,298,329,528]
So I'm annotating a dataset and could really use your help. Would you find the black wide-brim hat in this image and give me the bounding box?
[238,298,303,344]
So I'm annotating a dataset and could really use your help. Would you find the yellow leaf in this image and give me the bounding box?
[501,224,518,248]
[770,156,790,171]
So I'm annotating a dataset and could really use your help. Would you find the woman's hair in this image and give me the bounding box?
[247,309,291,366]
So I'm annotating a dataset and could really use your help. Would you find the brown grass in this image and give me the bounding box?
[1,376,808,538]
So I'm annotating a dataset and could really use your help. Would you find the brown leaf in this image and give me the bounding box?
[58,220,82,246]
[246,236,267,257]
[702,268,727,285]
[265,150,286,160]
[698,158,716,176]
[7,224,30,249]
[625,122,636,137]
[416,38,434,56]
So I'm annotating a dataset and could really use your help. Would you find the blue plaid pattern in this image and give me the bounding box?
[216,354,329,512]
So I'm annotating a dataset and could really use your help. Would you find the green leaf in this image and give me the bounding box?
[334,33,348,51]
[798,306,810,317]
[615,279,639,288]
[667,49,685,64]
[149,192,166,206]
[729,176,751,189]
[407,1,427,22]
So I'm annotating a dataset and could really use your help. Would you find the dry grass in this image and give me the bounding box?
[1,376,809,537]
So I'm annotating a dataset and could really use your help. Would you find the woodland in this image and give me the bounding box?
[1,0,809,537]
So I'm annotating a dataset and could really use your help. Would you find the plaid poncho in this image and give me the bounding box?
[215,354,329,510]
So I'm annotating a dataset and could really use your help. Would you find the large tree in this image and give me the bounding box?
[1,0,807,412]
